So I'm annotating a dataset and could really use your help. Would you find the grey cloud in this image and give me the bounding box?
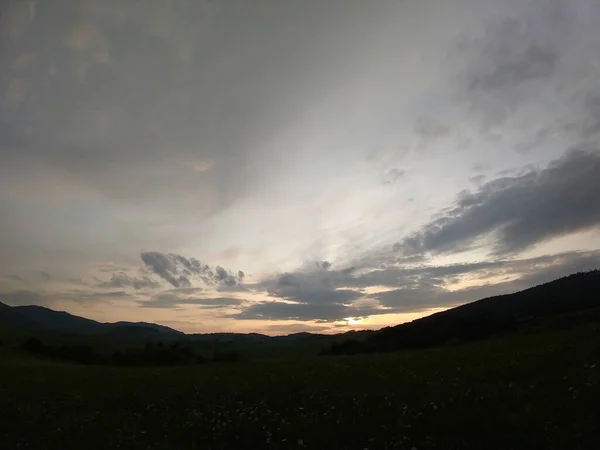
[392,251,598,317]
[382,168,405,185]
[261,270,363,305]
[318,261,332,270]
[395,149,600,257]
[414,117,450,139]
[140,251,244,289]
[141,252,191,288]
[37,271,52,281]
[0,0,394,220]
[215,266,239,287]
[378,250,600,312]
[234,261,377,322]
[139,293,244,309]
[0,288,129,308]
[66,290,129,301]
[98,272,161,290]
[468,174,486,185]
[230,301,386,323]
[468,41,558,92]
[455,3,574,132]
[0,290,45,306]
[6,274,24,281]
[97,263,133,273]
[581,94,600,138]
[514,126,555,154]
[236,248,600,322]
[472,163,490,172]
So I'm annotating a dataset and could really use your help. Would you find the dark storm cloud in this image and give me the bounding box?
[138,293,244,309]
[394,149,600,257]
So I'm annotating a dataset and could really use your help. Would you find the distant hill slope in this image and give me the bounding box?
[186,332,328,344]
[4,270,599,349]
[325,270,600,355]
[0,304,183,336]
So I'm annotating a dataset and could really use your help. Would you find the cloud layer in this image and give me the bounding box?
[396,149,600,257]
[1,0,600,333]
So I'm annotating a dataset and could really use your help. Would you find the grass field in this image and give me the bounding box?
[1,323,599,450]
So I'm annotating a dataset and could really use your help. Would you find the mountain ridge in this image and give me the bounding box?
[324,269,600,355]
[2,270,599,342]
[0,304,183,336]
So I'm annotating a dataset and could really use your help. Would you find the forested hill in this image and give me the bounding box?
[324,270,600,355]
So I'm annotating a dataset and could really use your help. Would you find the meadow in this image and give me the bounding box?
[1,321,599,450]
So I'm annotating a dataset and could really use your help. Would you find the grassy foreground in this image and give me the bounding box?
[1,323,599,450]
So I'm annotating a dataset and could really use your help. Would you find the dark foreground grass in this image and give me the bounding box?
[1,324,599,450]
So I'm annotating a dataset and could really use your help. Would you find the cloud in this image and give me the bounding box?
[581,93,600,138]
[382,168,405,185]
[414,117,450,139]
[395,149,600,257]
[513,126,556,154]
[98,272,161,290]
[65,290,130,301]
[6,274,24,281]
[139,293,244,309]
[230,301,386,323]
[260,269,363,305]
[454,1,579,132]
[140,251,245,289]
[317,261,332,270]
[2,0,36,41]
[468,40,558,92]
[141,252,194,288]
[235,249,600,322]
[0,290,45,306]
[214,266,238,287]
[468,174,486,185]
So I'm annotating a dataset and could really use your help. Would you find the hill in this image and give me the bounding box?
[3,270,599,354]
[325,269,600,355]
[0,304,182,337]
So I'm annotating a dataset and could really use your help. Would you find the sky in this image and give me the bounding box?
[1,0,600,335]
